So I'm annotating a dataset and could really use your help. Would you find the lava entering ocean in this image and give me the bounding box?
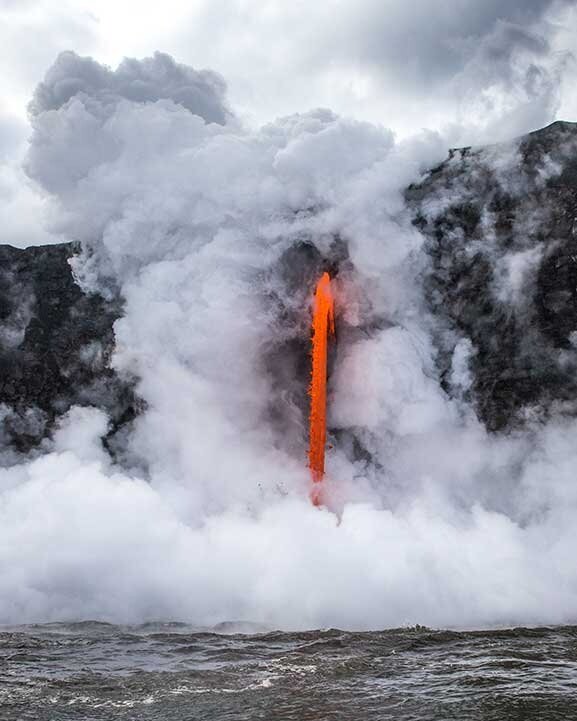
[308,272,335,504]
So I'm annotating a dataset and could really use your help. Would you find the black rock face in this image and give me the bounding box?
[3,121,577,458]
[408,120,577,431]
[0,242,138,457]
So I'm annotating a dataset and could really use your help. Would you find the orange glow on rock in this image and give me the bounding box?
[308,272,335,502]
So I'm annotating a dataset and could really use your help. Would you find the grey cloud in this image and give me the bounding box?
[456,19,555,90]
[165,0,575,141]
[328,0,570,89]
[448,17,575,142]
[329,0,574,141]
[30,51,231,125]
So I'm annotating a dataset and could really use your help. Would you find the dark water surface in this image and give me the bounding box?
[1,622,577,720]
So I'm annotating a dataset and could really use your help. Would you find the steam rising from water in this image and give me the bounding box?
[1,51,577,629]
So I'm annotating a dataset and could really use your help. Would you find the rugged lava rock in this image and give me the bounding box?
[408,120,577,431]
[0,242,138,456]
[3,121,577,455]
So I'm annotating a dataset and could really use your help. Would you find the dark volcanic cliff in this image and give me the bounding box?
[2,121,577,457]
[0,242,137,457]
[408,120,577,431]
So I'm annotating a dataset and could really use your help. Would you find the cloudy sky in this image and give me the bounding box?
[1,0,577,245]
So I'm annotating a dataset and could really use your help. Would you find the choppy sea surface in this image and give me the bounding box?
[1,622,577,720]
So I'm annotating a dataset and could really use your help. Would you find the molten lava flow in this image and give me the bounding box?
[308,272,335,500]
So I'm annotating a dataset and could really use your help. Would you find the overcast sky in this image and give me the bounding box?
[1,0,577,244]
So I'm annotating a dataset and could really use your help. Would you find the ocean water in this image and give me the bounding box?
[1,623,577,720]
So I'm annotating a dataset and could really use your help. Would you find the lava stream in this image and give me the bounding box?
[308,272,335,502]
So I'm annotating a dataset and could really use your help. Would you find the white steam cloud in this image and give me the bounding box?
[29,50,231,125]
[1,51,577,630]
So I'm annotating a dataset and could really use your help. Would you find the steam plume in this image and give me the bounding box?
[0,51,576,630]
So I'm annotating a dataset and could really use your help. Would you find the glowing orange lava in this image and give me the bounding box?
[308,272,335,502]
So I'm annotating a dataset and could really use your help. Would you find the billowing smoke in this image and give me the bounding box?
[2,51,577,630]
[30,50,231,125]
